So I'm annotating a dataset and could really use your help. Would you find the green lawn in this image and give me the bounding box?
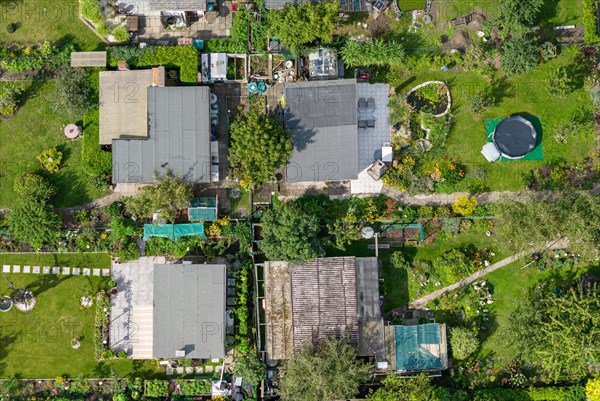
[0,0,103,51]
[0,253,111,269]
[0,80,109,208]
[392,52,596,191]
[0,262,162,378]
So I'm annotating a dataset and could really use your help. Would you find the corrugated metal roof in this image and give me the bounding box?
[284,79,359,182]
[148,0,207,11]
[152,264,226,359]
[71,51,107,67]
[112,86,212,184]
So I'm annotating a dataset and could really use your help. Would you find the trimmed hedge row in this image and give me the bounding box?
[82,110,112,176]
[583,0,600,44]
[473,385,585,401]
[108,46,199,83]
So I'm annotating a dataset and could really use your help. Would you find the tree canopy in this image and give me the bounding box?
[269,0,339,53]
[233,353,266,386]
[507,281,600,383]
[125,170,192,223]
[228,103,292,189]
[497,0,544,37]
[7,199,61,250]
[501,38,540,76]
[496,192,600,260]
[279,337,371,401]
[258,202,324,262]
[51,66,94,119]
[450,327,480,360]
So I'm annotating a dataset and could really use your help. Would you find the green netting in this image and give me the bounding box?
[143,223,206,240]
[188,197,218,222]
[484,116,544,161]
[380,223,425,242]
[398,0,427,11]
[395,324,442,371]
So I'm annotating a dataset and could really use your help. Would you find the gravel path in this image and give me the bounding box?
[408,238,570,308]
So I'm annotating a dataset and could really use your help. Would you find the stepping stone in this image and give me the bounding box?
[52,267,60,275]
[195,366,204,373]
[185,367,194,374]
[166,367,174,375]
[176,367,184,375]
[211,358,221,363]
[205,366,213,373]
[2,265,10,273]
[72,268,80,275]
[92,269,100,276]
[23,266,30,273]
[215,365,223,373]
[83,268,91,276]
[62,267,70,275]
[43,266,50,274]
[12,266,20,273]
[102,269,110,277]
[33,266,40,274]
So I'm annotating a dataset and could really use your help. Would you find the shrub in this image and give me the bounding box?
[36,146,63,173]
[51,67,94,119]
[546,65,574,96]
[82,110,112,175]
[539,41,557,60]
[452,195,478,216]
[117,350,128,358]
[588,377,600,401]
[341,39,405,67]
[0,82,22,117]
[583,0,600,44]
[390,252,410,269]
[501,38,540,75]
[81,0,103,23]
[6,23,16,33]
[468,86,495,114]
[13,173,55,200]
[144,380,169,397]
[0,42,73,74]
[112,25,129,42]
[450,327,480,359]
[179,380,211,395]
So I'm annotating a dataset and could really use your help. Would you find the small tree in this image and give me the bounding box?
[501,38,540,76]
[51,66,94,119]
[279,338,371,401]
[125,171,192,223]
[468,86,495,114]
[452,195,477,216]
[228,103,292,189]
[13,173,55,200]
[450,327,480,360]
[498,0,544,37]
[7,199,61,250]
[259,203,324,262]
[233,353,266,386]
[587,376,600,401]
[546,66,574,96]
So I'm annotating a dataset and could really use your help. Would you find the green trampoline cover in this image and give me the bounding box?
[143,223,206,240]
[188,197,218,222]
[395,324,443,371]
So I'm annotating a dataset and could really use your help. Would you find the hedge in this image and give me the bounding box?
[473,385,585,401]
[108,46,199,83]
[205,38,246,53]
[82,109,112,176]
[583,0,600,44]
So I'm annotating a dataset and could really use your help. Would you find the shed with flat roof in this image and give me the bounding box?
[112,86,212,183]
[99,67,165,145]
[153,263,226,359]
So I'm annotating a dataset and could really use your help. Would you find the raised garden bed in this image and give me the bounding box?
[406,81,451,117]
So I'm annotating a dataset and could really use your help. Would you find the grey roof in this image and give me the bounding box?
[356,83,391,171]
[99,69,155,144]
[149,0,207,11]
[153,264,226,359]
[284,79,359,182]
[71,51,107,67]
[356,257,381,320]
[112,86,212,184]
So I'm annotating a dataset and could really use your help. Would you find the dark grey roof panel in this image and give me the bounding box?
[284,79,359,182]
[153,264,226,359]
[355,257,381,320]
[112,87,211,184]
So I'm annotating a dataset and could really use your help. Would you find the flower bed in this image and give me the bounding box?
[0,42,73,76]
[144,380,169,397]
[178,379,212,395]
[94,292,110,358]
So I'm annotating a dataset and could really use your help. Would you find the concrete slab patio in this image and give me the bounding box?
[110,256,167,359]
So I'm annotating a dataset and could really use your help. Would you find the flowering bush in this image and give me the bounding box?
[36,146,63,173]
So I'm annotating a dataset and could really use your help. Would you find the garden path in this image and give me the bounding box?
[408,238,570,308]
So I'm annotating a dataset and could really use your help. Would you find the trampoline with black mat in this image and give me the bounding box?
[481,115,543,162]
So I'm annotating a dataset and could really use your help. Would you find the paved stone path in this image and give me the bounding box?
[2,264,110,277]
[408,238,570,308]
